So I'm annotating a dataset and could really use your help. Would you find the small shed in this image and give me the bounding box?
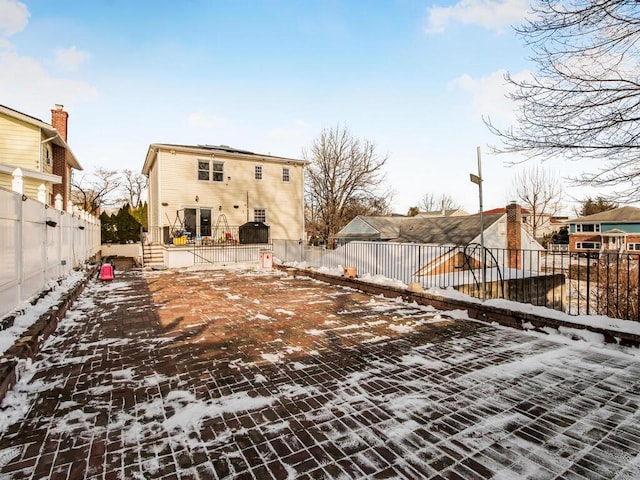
[239,222,270,244]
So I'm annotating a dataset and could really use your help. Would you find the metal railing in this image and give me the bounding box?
[146,225,243,245]
[276,240,639,321]
[192,243,272,264]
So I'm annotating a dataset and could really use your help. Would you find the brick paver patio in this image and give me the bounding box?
[1,266,640,479]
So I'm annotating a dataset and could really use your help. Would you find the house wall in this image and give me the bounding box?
[569,234,601,251]
[148,148,304,242]
[0,112,56,203]
[0,113,40,172]
[602,223,640,234]
[570,233,640,252]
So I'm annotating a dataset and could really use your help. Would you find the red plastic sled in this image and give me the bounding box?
[100,264,114,281]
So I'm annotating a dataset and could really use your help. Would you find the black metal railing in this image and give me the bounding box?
[145,225,243,246]
[277,241,639,321]
[192,243,273,265]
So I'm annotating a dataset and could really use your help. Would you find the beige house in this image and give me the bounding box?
[0,104,81,206]
[142,144,307,244]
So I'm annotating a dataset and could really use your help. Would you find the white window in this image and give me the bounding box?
[282,167,290,182]
[254,208,266,223]
[198,160,224,182]
[576,223,600,233]
[255,165,263,180]
[198,160,210,181]
[212,162,224,182]
[628,243,640,251]
[43,145,52,166]
[576,242,601,250]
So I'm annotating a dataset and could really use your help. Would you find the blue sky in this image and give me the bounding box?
[0,0,606,214]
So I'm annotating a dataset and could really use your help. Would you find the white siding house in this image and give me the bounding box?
[142,144,307,245]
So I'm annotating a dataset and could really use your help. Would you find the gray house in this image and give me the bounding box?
[333,203,544,276]
[333,214,505,245]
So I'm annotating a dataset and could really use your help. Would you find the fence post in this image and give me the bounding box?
[17,190,24,304]
[43,201,49,284]
[37,184,46,203]
[586,257,591,316]
[12,168,23,194]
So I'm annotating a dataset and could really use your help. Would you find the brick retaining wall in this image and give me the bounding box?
[0,266,96,403]
[279,265,640,348]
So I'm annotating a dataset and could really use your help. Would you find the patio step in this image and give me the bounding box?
[142,243,164,267]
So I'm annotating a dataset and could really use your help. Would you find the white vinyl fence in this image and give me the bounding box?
[0,186,101,319]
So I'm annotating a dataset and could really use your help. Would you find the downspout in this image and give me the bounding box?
[156,151,162,243]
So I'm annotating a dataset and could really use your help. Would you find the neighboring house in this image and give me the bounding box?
[334,204,544,275]
[334,203,544,275]
[335,203,540,248]
[142,143,307,244]
[0,104,81,206]
[567,206,640,255]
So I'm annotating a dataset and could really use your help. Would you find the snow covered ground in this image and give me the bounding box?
[1,266,640,478]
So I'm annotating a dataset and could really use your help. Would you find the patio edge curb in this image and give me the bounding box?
[278,265,640,348]
[0,266,97,404]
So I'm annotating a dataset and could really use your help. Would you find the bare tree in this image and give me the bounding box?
[118,169,147,208]
[418,193,461,213]
[486,0,640,203]
[304,126,389,241]
[511,165,563,239]
[71,168,121,215]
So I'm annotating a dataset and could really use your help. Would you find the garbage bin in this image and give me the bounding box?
[260,250,273,269]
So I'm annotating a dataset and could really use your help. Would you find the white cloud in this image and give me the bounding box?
[0,46,98,113]
[267,120,310,142]
[425,0,529,34]
[53,46,91,72]
[187,111,227,129]
[0,0,29,36]
[448,69,530,123]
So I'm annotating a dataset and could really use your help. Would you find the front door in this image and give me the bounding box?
[608,236,623,251]
[200,208,211,237]
[184,208,197,238]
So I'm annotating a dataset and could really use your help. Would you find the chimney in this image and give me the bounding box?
[506,202,522,269]
[51,104,68,142]
[50,104,69,206]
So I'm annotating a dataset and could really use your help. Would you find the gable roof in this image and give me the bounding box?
[569,206,640,223]
[142,143,307,174]
[0,104,82,170]
[334,214,504,245]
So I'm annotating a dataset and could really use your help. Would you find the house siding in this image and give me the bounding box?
[602,223,640,234]
[148,147,304,242]
[0,111,61,205]
[569,235,601,251]
[0,113,40,172]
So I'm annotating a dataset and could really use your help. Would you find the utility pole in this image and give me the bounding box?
[469,147,486,301]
